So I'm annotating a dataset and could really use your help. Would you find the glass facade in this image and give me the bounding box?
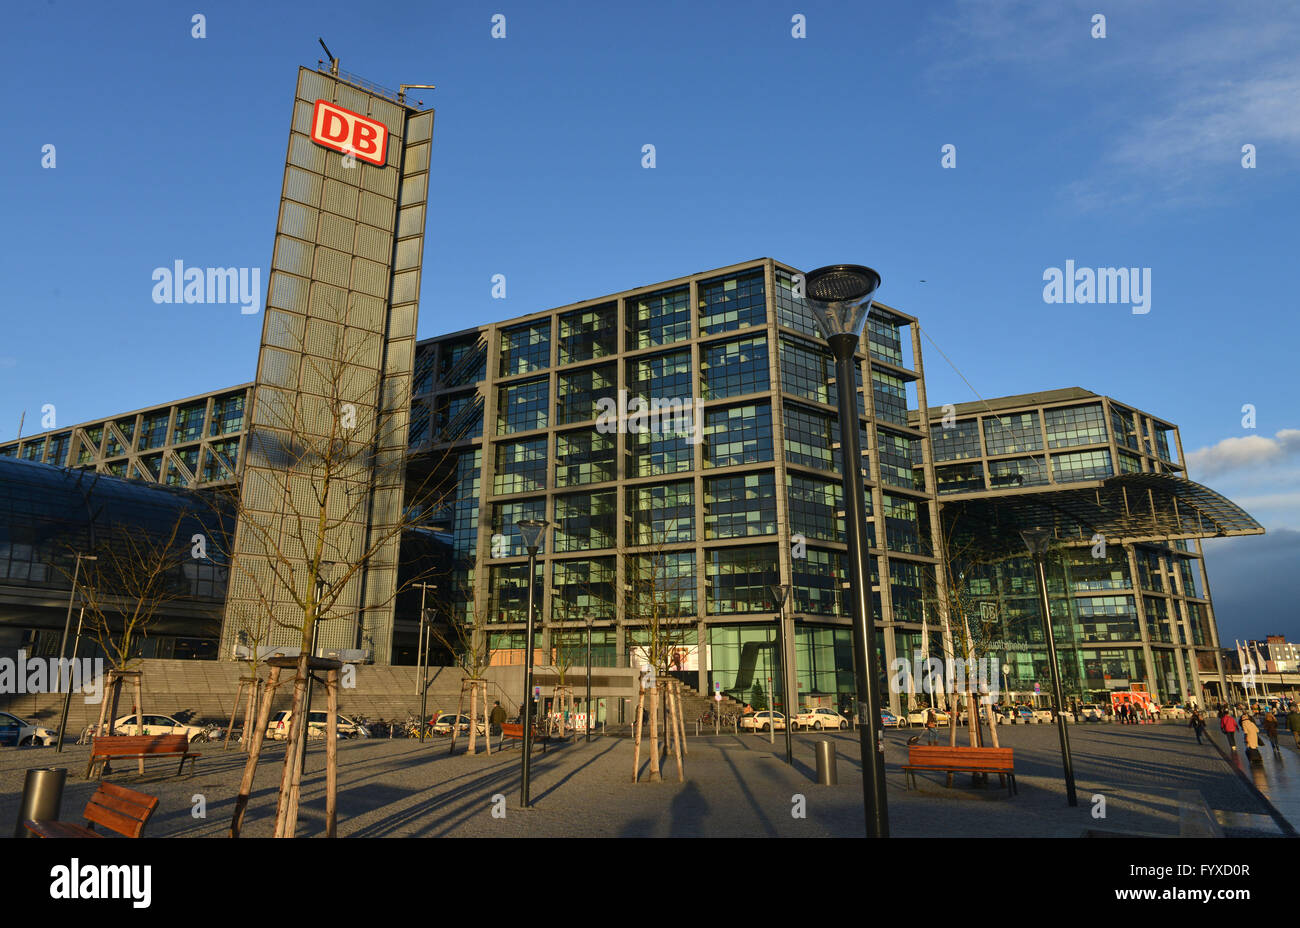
[555,428,616,486]
[1044,403,1107,449]
[703,471,777,539]
[705,402,773,467]
[698,270,765,335]
[558,303,616,364]
[499,320,551,377]
[701,334,769,399]
[628,287,690,348]
[983,412,1042,455]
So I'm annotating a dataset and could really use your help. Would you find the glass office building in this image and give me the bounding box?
[0,262,1262,711]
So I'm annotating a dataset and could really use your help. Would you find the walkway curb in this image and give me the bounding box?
[1207,734,1298,837]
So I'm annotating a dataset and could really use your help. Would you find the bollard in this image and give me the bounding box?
[15,767,66,838]
[814,741,837,785]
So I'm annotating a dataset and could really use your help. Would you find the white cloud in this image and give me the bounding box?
[1186,429,1300,478]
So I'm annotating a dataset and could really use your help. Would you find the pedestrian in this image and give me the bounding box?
[1219,710,1238,751]
[1242,713,1262,764]
[1263,710,1281,756]
[489,700,506,737]
[1287,706,1300,748]
[1071,699,1080,723]
[1188,710,1206,745]
[925,707,938,745]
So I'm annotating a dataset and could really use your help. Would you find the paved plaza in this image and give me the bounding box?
[3,721,1291,838]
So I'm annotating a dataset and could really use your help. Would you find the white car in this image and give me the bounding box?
[793,708,848,730]
[433,712,487,736]
[739,710,786,732]
[266,710,370,740]
[1160,704,1189,720]
[1078,704,1105,721]
[0,711,57,746]
[1030,707,1058,724]
[905,707,952,727]
[112,714,207,740]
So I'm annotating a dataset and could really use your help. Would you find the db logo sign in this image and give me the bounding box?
[311,100,388,167]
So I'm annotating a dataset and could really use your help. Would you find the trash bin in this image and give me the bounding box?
[14,767,67,838]
[814,740,837,785]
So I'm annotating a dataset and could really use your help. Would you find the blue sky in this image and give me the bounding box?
[1,0,1296,639]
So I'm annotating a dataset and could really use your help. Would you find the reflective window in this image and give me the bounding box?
[1044,404,1107,449]
[988,455,1048,488]
[775,271,821,338]
[1061,548,1129,591]
[201,438,240,483]
[555,428,617,486]
[139,412,169,451]
[1109,405,1141,451]
[877,429,921,489]
[890,560,923,622]
[866,312,904,366]
[882,493,920,554]
[698,270,765,336]
[930,419,982,461]
[554,490,617,552]
[1153,427,1175,463]
[779,336,833,404]
[627,349,692,404]
[983,412,1042,455]
[76,427,103,465]
[21,439,45,462]
[1051,449,1112,482]
[558,303,617,364]
[494,438,547,494]
[935,462,985,495]
[701,334,769,400]
[174,404,206,445]
[793,548,847,617]
[557,362,616,425]
[626,551,697,618]
[627,480,694,544]
[705,402,773,468]
[626,426,693,477]
[440,336,487,387]
[628,287,690,349]
[488,562,543,624]
[551,557,616,622]
[783,404,835,471]
[497,377,548,434]
[1118,451,1143,474]
[704,471,777,539]
[450,449,481,559]
[209,394,245,437]
[499,320,551,377]
[706,545,778,614]
[47,433,71,467]
[871,371,909,427]
[491,498,546,558]
[786,474,843,543]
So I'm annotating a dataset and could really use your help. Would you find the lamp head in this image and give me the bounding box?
[803,264,882,340]
[516,518,550,553]
[1019,527,1054,557]
[770,583,792,609]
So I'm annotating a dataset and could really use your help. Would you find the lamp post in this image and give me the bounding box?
[299,563,334,776]
[55,553,97,752]
[805,263,889,838]
[413,582,437,742]
[516,518,550,808]
[585,616,594,743]
[1020,528,1078,806]
[771,583,793,764]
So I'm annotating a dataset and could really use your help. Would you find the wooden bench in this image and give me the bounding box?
[85,734,201,780]
[24,782,159,838]
[902,745,1017,796]
[498,722,547,753]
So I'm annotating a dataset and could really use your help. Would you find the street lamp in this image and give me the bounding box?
[413,582,437,742]
[805,263,889,838]
[771,583,793,764]
[55,553,97,752]
[516,518,550,808]
[300,563,335,776]
[585,616,595,744]
[1020,528,1078,807]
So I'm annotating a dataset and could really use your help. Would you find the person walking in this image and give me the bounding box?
[925,706,938,745]
[489,700,507,737]
[1189,710,1206,745]
[1263,709,1282,757]
[1287,706,1300,748]
[1242,712,1262,764]
[1219,710,1239,751]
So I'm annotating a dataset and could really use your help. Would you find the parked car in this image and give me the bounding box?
[432,712,486,736]
[266,710,370,740]
[1078,703,1105,721]
[1160,704,1189,720]
[739,710,786,732]
[112,714,206,741]
[0,711,57,746]
[880,709,902,728]
[905,707,952,727]
[1030,707,1058,724]
[793,707,849,730]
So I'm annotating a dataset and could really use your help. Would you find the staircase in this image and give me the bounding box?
[671,678,745,723]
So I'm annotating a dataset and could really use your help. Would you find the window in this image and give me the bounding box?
[1109,405,1141,451]
[698,270,765,335]
[779,337,834,404]
[202,438,240,482]
[701,334,769,400]
[555,428,617,486]
[877,429,921,489]
[706,545,778,614]
[704,471,777,539]
[988,455,1048,488]
[882,494,920,554]
[775,271,821,337]
[209,394,245,437]
[553,490,617,552]
[930,419,981,461]
[783,404,836,471]
[982,412,1042,455]
[626,349,692,404]
[1118,451,1143,474]
[491,498,546,557]
[557,363,616,425]
[705,402,773,468]
[76,427,103,465]
[552,557,616,622]
[871,371,909,427]
[497,377,548,434]
[934,462,985,494]
[558,303,616,364]
[489,562,544,624]
[626,426,694,477]
[494,438,547,494]
[139,412,169,451]
[1051,449,1112,482]
[499,321,551,376]
[628,287,690,348]
[174,403,206,444]
[866,312,904,366]
[440,336,487,387]
[628,480,694,544]
[1044,404,1107,449]
[787,474,843,542]
[626,551,697,618]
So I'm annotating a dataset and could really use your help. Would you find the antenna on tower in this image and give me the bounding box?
[318,38,338,76]
[398,83,437,107]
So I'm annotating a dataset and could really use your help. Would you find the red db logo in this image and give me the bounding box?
[311,100,388,167]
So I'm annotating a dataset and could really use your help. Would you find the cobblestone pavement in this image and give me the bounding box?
[0,722,1278,838]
